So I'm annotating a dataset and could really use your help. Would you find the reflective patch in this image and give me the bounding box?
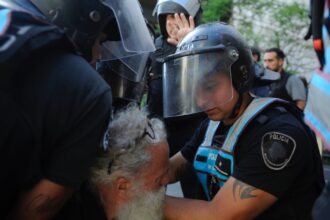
[261,132,296,170]
[214,155,231,177]
[0,9,11,35]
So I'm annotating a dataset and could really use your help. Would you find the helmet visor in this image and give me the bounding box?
[100,0,155,82]
[153,0,200,17]
[163,51,234,118]
[96,60,147,103]
[252,62,280,87]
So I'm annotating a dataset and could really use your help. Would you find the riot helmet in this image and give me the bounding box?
[96,18,155,110]
[253,62,280,87]
[153,0,202,37]
[31,0,155,80]
[96,57,150,110]
[163,22,254,118]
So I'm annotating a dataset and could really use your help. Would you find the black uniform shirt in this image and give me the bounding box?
[1,46,112,218]
[21,48,112,188]
[181,104,324,219]
[0,1,112,217]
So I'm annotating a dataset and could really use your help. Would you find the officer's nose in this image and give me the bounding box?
[196,93,211,111]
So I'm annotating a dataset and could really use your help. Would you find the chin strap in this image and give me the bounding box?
[228,93,243,119]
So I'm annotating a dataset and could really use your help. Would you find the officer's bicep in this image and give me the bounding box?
[211,177,277,220]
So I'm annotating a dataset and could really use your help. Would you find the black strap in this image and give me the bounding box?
[312,0,326,67]
[255,105,288,125]
[324,10,330,37]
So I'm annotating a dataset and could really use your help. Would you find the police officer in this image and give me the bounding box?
[148,0,203,116]
[163,22,325,219]
[148,0,206,200]
[0,0,154,219]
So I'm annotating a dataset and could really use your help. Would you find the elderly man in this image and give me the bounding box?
[90,105,170,220]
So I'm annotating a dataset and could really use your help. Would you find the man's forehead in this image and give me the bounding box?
[149,144,169,167]
[146,142,169,164]
[264,52,278,59]
[138,143,169,186]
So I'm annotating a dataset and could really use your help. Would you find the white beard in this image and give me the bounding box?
[116,187,165,220]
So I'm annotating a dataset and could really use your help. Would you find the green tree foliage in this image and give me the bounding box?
[202,0,233,23]
[202,0,316,74]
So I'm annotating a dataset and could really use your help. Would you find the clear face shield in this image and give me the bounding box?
[163,49,236,118]
[100,0,155,82]
[153,0,201,17]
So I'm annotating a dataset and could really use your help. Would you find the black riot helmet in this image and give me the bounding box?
[96,18,155,110]
[253,61,280,87]
[163,22,254,117]
[30,0,155,76]
[153,0,202,37]
[96,58,150,111]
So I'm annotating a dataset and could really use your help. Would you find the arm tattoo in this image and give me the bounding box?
[232,179,257,201]
[26,194,63,216]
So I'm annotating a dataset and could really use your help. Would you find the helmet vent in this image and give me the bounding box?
[192,35,208,42]
[228,48,239,61]
[90,11,101,22]
[48,9,59,22]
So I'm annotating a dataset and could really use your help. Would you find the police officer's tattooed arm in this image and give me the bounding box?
[168,151,191,183]
[164,177,277,220]
[9,179,74,220]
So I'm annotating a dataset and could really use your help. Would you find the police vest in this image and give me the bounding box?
[193,97,286,200]
[269,72,293,102]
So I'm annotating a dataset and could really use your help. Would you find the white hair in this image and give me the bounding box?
[90,105,167,186]
[116,187,166,220]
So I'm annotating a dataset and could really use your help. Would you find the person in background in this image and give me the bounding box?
[251,46,261,63]
[251,47,280,97]
[89,105,170,220]
[263,47,307,110]
[148,0,203,116]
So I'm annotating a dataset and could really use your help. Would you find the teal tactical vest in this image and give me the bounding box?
[193,97,284,200]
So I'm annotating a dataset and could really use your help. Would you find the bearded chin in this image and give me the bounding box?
[116,187,166,220]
